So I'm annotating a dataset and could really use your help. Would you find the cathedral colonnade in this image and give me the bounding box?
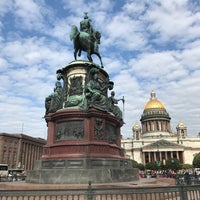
[141,150,184,165]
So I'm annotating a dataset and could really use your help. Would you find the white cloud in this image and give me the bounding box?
[105,13,147,50]
[62,0,114,15]
[0,0,14,16]
[122,0,147,16]
[179,46,200,69]
[143,0,200,45]
[13,0,45,30]
[129,51,188,83]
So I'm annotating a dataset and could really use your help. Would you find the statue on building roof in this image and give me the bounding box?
[70,12,103,68]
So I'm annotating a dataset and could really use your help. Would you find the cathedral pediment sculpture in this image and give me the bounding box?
[143,139,185,149]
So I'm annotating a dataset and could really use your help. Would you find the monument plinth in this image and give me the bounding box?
[26,14,139,184]
[43,109,124,160]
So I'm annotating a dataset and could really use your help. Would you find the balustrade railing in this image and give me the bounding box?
[0,182,200,200]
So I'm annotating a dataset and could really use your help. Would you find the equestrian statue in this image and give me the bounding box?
[70,12,103,68]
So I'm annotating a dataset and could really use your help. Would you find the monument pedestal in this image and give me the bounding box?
[26,61,139,184]
[26,158,138,184]
[43,108,125,159]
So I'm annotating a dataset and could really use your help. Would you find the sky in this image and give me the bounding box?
[0,0,200,139]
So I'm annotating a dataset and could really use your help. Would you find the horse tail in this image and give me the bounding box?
[70,25,79,40]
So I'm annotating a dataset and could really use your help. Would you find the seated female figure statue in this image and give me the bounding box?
[85,70,108,112]
[45,81,63,114]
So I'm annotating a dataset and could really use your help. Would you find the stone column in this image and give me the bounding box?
[176,151,179,160]
[165,151,168,160]
[142,152,146,164]
[159,152,162,161]
[154,152,156,162]
[148,152,151,162]
[25,143,29,170]
[171,151,173,159]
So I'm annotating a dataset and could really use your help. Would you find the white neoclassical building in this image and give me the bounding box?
[121,90,200,165]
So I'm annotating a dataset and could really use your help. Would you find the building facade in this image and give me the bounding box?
[121,91,200,165]
[0,133,46,170]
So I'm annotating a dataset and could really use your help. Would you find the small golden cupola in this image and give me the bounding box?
[140,90,172,138]
[176,121,187,138]
[132,122,142,140]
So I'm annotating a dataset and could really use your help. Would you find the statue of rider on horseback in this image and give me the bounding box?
[80,12,92,35]
[80,12,98,53]
[70,13,103,67]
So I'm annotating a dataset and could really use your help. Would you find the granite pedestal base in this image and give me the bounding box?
[26,158,139,184]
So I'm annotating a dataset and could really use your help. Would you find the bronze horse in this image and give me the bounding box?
[70,25,103,68]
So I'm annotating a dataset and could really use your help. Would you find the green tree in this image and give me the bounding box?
[145,162,157,170]
[131,160,145,170]
[193,152,200,168]
[137,163,145,170]
[182,163,192,169]
[132,160,138,168]
[166,158,181,171]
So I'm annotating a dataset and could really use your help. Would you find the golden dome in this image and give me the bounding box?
[144,90,165,110]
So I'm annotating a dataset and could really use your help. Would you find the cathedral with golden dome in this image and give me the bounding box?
[141,90,172,138]
[121,90,200,165]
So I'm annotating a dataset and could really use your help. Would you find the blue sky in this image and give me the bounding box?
[0,0,200,139]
